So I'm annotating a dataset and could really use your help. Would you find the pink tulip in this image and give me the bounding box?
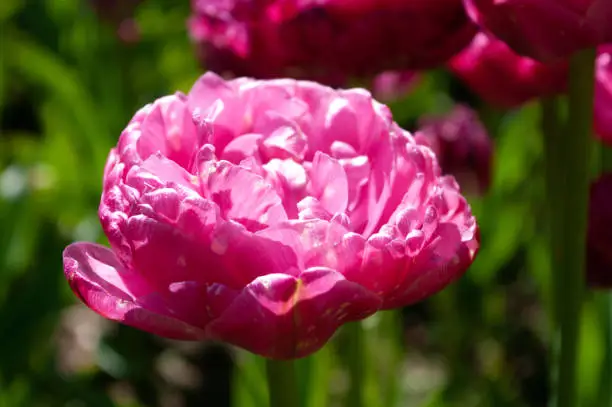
[188,0,477,84]
[595,46,612,145]
[463,0,612,62]
[415,105,493,196]
[449,32,568,108]
[63,73,479,359]
[371,71,421,102]
[450,35,612,144]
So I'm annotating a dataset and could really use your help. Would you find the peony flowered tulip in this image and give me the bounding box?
[63,73,479,359]
[415,105,493,195]
[587,174,612,288]
[449,32,568,108]
[595,46,612,145]
[188,0,477,84]
[463,0,612,62]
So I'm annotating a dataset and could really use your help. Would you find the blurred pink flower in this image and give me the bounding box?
[595,46,612,145]
[89,0,142,43]
[450,36,612,144]
[463,0,612,62]
[449,32,568,108]
[371,71,420,102]
[188,0,477,84]
[415,105,493,196]
[587,174,612,289]
[63,73,479,359]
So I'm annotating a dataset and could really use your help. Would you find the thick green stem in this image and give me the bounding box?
[345,321,365,407]
[553,48,596,407]
[266,359,299,407]
[541,97,563,323]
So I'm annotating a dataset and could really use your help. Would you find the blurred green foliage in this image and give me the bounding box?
[0,1,610,407]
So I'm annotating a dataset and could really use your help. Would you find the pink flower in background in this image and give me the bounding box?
[188,0,477,84]
[63,73,479,359]
[595,46,612,145]
[450,36,612,143]
[463,0,612,62]
[415,105,493,195]
[449,32,568,108]
[371,71,420,102]
[587,174,612,289]
[89,0,142,43]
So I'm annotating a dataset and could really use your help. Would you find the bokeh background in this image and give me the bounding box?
[1,1,610,407]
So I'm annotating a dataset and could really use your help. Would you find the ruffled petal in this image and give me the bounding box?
[63,242,207,340]
[206,268,381,359]
[202,160,288,230]
[309,152,349,215]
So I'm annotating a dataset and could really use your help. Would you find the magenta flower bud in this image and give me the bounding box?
[63,73,479,359]
[463,0,612,62]
[449,32,568,108]
[587,174,612,289]
[188,0,477,84]
[415,105,493,195]
[371,71,420,102]
[595,46,612,145]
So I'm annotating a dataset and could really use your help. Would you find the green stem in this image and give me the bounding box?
[541,96,562,324]
[345,321,365,407]
[266,359,299,407]
[554,48,596,407]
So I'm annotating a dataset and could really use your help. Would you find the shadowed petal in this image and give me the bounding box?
[63,242,207,340]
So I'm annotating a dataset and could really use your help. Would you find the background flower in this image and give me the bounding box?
[415,105,493,196]
[595,46,612,145]
[448,32,568,108]
[450,36,612,145]
[463,0,612,62]
[188,0,477,84]
[89,0,142,43]
[587,173,612,288]
[371,71,420,102]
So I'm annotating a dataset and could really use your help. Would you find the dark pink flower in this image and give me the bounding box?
[188,0,477,84]
[63,73,479,359]
[595,46,612,145]
[449,32,568,108]
[450,36,612,144]
[415,105,493,195]
[587,174,612,289]
[463,0,612,62]
[371,71,420,102]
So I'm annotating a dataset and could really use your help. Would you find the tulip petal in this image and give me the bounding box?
[310,152,349,215]
[138,94,199,169]
[206,268,381,359]
[203,160,288,230]
[63,242,207,340]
